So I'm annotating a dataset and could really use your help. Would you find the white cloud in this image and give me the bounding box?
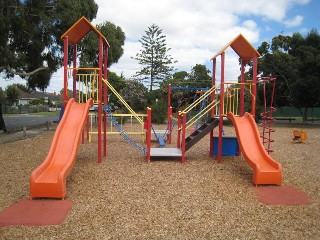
[94,0,269,81]
[2,0,310,92]
[283,15,304,27]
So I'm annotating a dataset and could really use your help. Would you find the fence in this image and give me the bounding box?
[2,105,53,114]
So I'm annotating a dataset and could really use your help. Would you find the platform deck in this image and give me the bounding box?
[150,148,182,157]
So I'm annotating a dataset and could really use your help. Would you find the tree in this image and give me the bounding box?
[0,0,99,131]
[173,71,188,80]
[0,88,6,132]
[251,30,320,121]
[78,21,125,68]
[188,64,211,88]
[120,80,147,111]
[0,0,98,90]
[5,85,20,106]
[132,24,176,91]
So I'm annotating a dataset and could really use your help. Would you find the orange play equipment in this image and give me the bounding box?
[228,112,282,185]
[292,129,308,143]
[30,98,93,199]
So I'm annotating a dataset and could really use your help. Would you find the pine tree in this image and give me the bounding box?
[132,24,176,91]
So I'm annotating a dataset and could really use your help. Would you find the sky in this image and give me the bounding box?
[1,0,319,93]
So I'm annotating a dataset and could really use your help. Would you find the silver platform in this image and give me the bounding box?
[150,148,182,157]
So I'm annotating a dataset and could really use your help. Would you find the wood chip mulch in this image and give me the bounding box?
[0,123,319,239]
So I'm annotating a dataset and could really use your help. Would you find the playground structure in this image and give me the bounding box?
[30,17,282,199]
[292,129,308,143]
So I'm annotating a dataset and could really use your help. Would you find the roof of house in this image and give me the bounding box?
[211,34,260,61]
[17,89,60,101]
[17,89,36,99]
[61,16,110,46]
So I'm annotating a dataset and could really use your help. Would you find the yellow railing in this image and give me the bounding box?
[185,100,220,129]
[179,85,220,130]
[181,85,219,114]
[222,82,255,116]
[102,78,144,126]
[67,68,99,104]
[88,113,147,143]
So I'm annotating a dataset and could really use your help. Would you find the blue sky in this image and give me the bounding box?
[1,0,319,92]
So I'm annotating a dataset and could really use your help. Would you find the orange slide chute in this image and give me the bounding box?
[227,112,282,185]
[30,98,93,199]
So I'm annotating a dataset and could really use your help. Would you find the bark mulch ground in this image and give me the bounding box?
[0,123,319,239]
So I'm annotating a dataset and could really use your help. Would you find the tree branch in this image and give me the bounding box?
[0,66,49,77]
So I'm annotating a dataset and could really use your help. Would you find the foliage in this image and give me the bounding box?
[119,80,148,111]
[29,98,53,106]
[173,71,188,80]
[0,0,98,90]
[150,99,167,124]
[158,64,212,112]
[189,64,211,81]
[5,85,20,105]
[132,24,176,91]
[78,21,125,68]
[14,83,31,93]
[0,88,6,131]
[249,29,320,121]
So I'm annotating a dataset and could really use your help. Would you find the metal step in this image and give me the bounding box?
[150,148,182,157]
[185,117,219,151]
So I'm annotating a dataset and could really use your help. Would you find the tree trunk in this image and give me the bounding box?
[0,102,7,132]
[302,107,308,123]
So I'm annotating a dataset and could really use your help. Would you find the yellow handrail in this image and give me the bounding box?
[181,85,219,114]
[186,100,220,129]
[103,78,144,126]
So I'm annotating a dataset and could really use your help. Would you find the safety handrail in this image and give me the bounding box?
[103,78,144,126]
[181,85,219,114]
[186,100,220,129]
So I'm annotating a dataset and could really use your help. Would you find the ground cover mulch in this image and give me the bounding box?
[0,122,319,239]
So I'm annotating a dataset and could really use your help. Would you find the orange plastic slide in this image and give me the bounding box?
[30,98,93,199]
[227,112,282,185]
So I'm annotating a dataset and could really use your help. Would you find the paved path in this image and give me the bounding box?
[4,114,59,131]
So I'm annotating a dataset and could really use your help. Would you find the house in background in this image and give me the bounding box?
[16,89,61,107]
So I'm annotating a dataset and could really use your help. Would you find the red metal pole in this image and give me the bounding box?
[252,54,258,117]
[181,113,187,163]
[167,84,172,143]
[147,107,152,162]
[168,84,171,110]
[210,58,217,157]
[240,59,245,116]
[168,106,172,144]
[86,115,89,141]
[218,52,225,163]
[177,112,181,148]
[97,37,103,163]
[63,36,68,110]
[73,45,77,100]
[103,45,108,157]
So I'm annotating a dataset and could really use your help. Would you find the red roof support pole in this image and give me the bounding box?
[168,106,172,144]
[240,59,245,116]
[252,54,258,117]
[167,84,172,144]
[103,45,108,158]
[97,36,103,163]
[218,52,225,163]
[209,58,217,157]
[73,45,77,100]
[63,36,68,110]
[177,112,181,148]
[181,113,187,163]
[146,107,152,162]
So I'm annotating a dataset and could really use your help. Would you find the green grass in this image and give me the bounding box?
[30,111,60,117]
[4,111,60,117]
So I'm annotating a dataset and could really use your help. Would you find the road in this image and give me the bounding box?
[4,114,59,131]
